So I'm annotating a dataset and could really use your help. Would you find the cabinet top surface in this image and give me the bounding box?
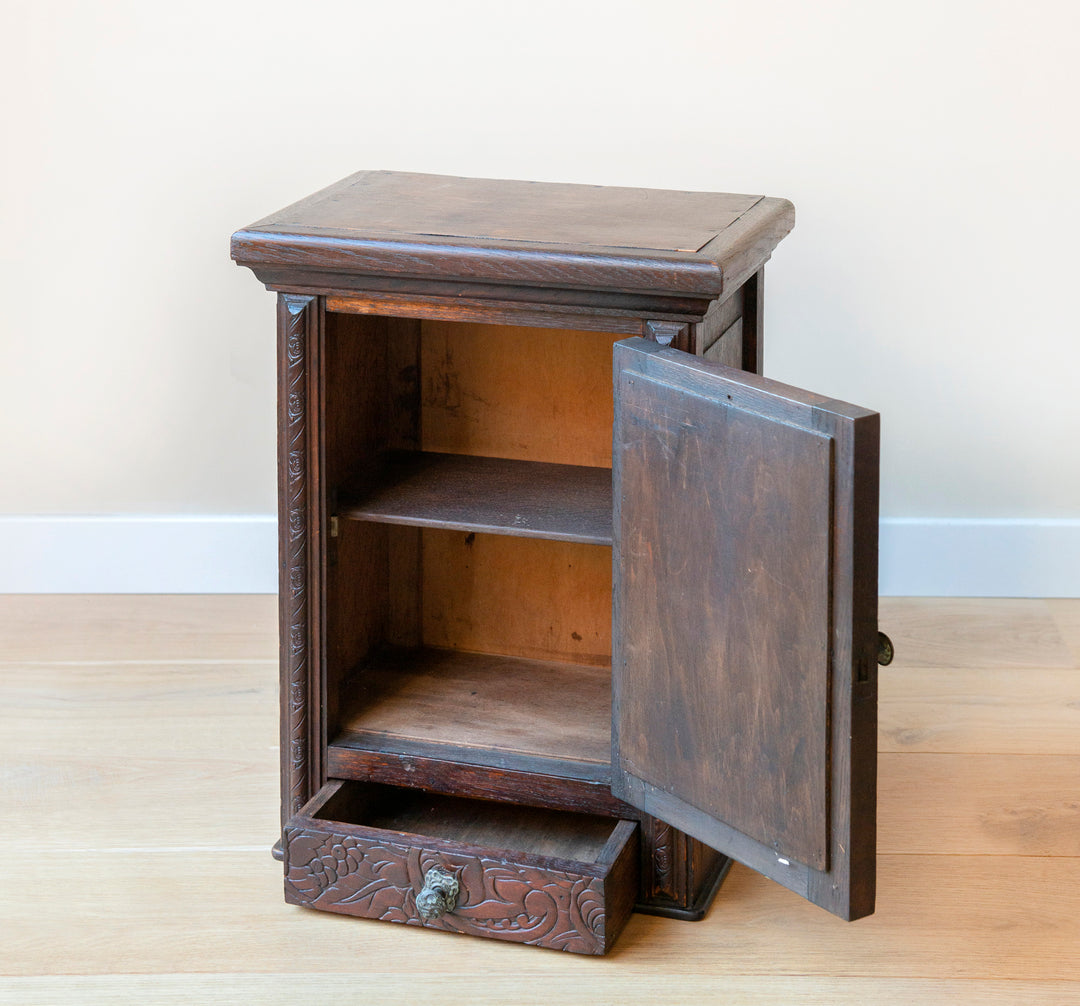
[243,170,766,254]
[231,171,794,305]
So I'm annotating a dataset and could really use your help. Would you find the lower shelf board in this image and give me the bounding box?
[331,647,612,782]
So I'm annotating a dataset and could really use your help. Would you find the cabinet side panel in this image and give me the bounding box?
[742,268,764,375]
[324,310,385,685]
[324,314,425,713]
[692,284,745,360]
[702,319,743,369]
[688,837,729,907]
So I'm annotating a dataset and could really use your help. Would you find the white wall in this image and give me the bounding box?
[2,0,1078,594]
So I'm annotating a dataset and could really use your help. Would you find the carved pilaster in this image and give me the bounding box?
[635,816,731,919]
[641,816,689,905]
[278,293,320,825]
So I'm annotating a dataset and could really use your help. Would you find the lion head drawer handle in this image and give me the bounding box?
[416,866,460,921]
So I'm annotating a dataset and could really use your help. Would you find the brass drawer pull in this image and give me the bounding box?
[416,866,460,921]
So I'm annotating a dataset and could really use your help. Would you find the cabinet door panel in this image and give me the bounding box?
[611,337,879,920]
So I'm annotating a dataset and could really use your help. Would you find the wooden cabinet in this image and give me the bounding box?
[231,171,881,954]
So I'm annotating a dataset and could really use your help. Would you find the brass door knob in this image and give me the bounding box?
[416,866,460,921]
[877,631,894,666]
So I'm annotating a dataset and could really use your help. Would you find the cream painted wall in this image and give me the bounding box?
[2,1,1078,589]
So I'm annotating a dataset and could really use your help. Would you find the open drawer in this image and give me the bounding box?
[283,780,640,955]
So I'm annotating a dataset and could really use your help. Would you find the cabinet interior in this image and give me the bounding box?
[324,311,621,786]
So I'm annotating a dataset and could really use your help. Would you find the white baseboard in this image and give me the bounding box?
[879,518,1080,597]
[1,515,1077,597]
[0,515,278,593]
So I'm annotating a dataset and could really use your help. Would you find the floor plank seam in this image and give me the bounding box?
[880,852,1080,859]
[33,846,276,854]
[0,659,278,668]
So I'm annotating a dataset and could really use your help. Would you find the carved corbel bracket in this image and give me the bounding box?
[644,320,690,350]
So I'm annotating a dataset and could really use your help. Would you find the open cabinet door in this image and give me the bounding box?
[611,338,879,920]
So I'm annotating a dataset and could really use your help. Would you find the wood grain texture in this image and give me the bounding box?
[231,171,794,308]
[280,272,720,321]
[333,647,610,768]
[692,283,745,357]
[633,820,732,921]
[696,206,790,305]
[321,311,428,733]
[230,233,727,304]
[419,320,619,467]
[1047,598,1080,664]
[322,311,390,744]
[5,852,1079,980]
[323,748,730,919]
[341,451,613,544]
[614,352,833,868]
[640,817,689,905]
[242,171,761,252]
[0,659,278,850]
[308,781,619,865]
[0,594,276,662]
[277,294,324,825]
[327,290,653,333]
[879,597,1076,668]
[4,595,1080,998]
[283,781,638,954]
[879,666,1080,754]
[420,529,612,665]
[878,752,1080,856]
[285,825,618,952]
[702,317,743,367]
[327,746,624,815]
[239,177,801,946]
[611,338,880,919]
[3,976,1077,1006]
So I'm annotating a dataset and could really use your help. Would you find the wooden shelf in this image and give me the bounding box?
[330,647,612,782]
[339,452,613,545]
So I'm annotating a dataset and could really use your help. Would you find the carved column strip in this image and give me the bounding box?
[278,293,322,826]
[641,816,690,906]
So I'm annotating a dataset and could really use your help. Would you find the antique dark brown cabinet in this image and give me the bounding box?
[231,171,881,955]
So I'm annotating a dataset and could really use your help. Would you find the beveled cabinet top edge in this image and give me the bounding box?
[231,171,795,300]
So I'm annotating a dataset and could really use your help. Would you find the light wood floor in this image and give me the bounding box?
[2,596,1078,1004]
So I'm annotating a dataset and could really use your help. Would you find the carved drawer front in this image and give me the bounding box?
[282,780,639,955]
